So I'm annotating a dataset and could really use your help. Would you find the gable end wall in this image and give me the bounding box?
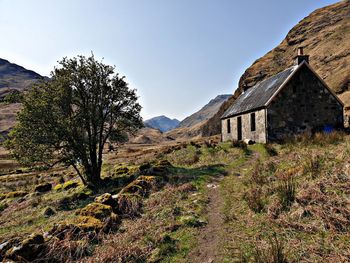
[266,65,343,141]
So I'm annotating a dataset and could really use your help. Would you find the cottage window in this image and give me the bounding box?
[227,119,231,134]
[250,112,256,132]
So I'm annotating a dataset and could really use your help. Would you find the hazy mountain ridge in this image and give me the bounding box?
[178,94,231,128]
[201,0,350,136]
[0,58,45,99]
[144,115,180,132]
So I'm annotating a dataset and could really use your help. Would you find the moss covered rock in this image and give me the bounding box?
[75,216,104,231]
[34,183,52,193]
[79,202,112,220]
[53,184,63,191]
[62,181,79,190]
[5,234,44,261]
[43,207,56,217]
[1,191,28,199]
[94,193,117,210]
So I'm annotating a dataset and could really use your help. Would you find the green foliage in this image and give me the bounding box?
[5,54,142,188]
[3,90,24,103]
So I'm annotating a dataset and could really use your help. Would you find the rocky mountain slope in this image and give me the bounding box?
[0,58,44,99]
[165,94,231,139]
[202,0,350,136]
[144,115,180,132]
[178,94,230,128]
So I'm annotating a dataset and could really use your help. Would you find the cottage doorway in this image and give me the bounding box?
[237,116,242,140]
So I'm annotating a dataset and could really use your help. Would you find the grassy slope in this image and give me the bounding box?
[0,134,349,262]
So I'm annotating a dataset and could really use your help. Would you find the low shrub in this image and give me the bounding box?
[244,186,266,213]
[264,144,278,156]
[276,177,296,211]
[117,194,143,218]
[303,154,322,179]
[250,162,267,186]
[254,234,289,263]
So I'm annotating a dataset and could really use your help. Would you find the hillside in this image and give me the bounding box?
[0,58,44,99]
[144,115,180,132]
[165,94,231,139]
[1,131,349,262]
[0,58,45,136]
[178,94,230,128]
[202,0,350,136]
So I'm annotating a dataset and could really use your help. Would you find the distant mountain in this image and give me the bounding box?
[144,115,180,132]
[0,58,45,99]
[178,95,231,128]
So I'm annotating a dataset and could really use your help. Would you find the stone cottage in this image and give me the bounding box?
[221,48,344,143]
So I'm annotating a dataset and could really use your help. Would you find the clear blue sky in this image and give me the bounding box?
[0,0,339,120]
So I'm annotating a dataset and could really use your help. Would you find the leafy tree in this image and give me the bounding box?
[3,89,24,103]
[6,55,142,187]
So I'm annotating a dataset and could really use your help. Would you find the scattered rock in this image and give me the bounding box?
[1,191,28,199]
[243,139,255,145]
[179,215,206,227]
[206,183,218,189]
[43,207,56,217]
[79,202,112,220]
[34,183,52,193]
[94,193,118,210]
[5,234,44,261]
[62,181,79,190]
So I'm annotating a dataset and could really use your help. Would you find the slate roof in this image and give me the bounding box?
[222,65,299,119]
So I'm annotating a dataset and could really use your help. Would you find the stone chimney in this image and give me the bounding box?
[295,47,309,65]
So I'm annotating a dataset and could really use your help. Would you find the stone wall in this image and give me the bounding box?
[267,64,343,141]
[221,109,267,143]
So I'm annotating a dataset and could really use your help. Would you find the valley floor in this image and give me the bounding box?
[0,133,349,262]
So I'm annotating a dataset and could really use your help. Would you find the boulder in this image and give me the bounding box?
[94,193,118,210]
[43,207,56,217]
[5,234,44,261]
[79,202,112,220]
[62,181,79,190]
[34,183,52,193]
